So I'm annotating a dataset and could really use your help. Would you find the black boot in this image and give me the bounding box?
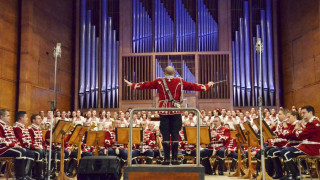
[218,159,225,175]
[265,157,274,176]
[171,142,180,165]
[201,158,213,175]
[66,158,77,177]
[33,161,45,180]
[64,159,69,173]
[56,160,61,173]
[132,158,138,164]
[287,160,300,180]
[14,159,26,180]
[280,161,295,180]
[230,159,237,172]
[162,142,170,165]
[24,159,35,180]
[272,157,284,179]
[212,159,218,175]
[300,159,308,175]
[256,160,261,176]
[146,158,153,164]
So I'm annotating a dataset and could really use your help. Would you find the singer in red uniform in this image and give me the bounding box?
[124,66,214,165]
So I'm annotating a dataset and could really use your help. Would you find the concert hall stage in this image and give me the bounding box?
[124,164,205,180]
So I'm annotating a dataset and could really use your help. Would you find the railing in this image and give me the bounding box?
[128,107,201,166]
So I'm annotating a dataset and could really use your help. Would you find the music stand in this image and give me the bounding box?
[183,126,211,145]
[67,125,89,164]
[230,125,247,177]
[115,127,143,165]
[85,131,107,156]
[51,120,73,180]
[253,119,275,140]
[242,122,259,179]
[253,119,274,180]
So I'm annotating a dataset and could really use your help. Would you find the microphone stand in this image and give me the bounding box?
[256,38,265,180]
[48,43,61,180]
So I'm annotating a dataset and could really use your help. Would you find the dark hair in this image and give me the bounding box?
[301,105,315,116]
[16,111,27,122]
[0,109,7,118]
[31,114,40,123]
[290,111,300,120]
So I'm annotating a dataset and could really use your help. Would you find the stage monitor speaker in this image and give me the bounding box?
[77,156,121,180]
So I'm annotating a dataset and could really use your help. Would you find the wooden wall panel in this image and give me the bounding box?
[18,0,74,125]
[0,0,18,125]
[280,0,320,116]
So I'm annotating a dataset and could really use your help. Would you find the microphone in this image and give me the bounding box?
[53,43,62,58]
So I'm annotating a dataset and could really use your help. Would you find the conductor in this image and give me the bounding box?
[124,66,214,165]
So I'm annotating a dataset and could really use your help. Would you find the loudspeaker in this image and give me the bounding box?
[77,156,121,180]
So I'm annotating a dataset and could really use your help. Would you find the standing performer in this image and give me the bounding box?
[124,66,214,165]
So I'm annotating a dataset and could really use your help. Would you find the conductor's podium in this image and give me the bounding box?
[124,164,205,180]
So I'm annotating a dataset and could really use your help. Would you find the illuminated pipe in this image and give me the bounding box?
[107,17,113,108]
[112,30,117,108]
[266,0,275,105]
[235,31,240,106]
[261,10,269,105]
[239,18,246,106]
[79,0,86,109]
[115,41,119,107]
[101,0,107,108]
[244,1,251,106]
[85,10,92,109]
[95,37,99,107]
[253,37,258,106]
[90,25,96,108]
[132,0,136,52]
[232,41,237,105]
[154,0,158,52]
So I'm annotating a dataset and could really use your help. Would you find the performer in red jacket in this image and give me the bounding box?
[124,66,215,165]
[280,106,320,180]
[28,114,46,179]
[0,110,35,179]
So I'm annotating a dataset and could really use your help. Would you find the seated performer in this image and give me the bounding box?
[0,109,35,180]
[28,114,46,180]
[133,121,156,164]
[226,136,238,172]
[264,109,289,178]
[103,120,139,164]
[181,122,213,175]
[66,134,92,176]
[210,116,231,175]
[280,106,320,180]
[124,66,214,165]
[45,127,70,175]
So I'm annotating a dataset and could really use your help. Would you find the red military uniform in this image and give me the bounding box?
[13,122,37,150]
[269,121,288,148]
[294,117,320,156]
[209,125,230,151]
[283,120,301,147]
[28,124,45,150]
[0,120,21,155]
[178,130,186,151]
[132,77,209,114]
[104,130,126,149]
[227,138,237,153]
[139,129,156,152]
[45,130,71,152]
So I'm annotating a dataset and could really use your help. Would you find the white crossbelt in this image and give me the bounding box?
[301,140,320,145]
